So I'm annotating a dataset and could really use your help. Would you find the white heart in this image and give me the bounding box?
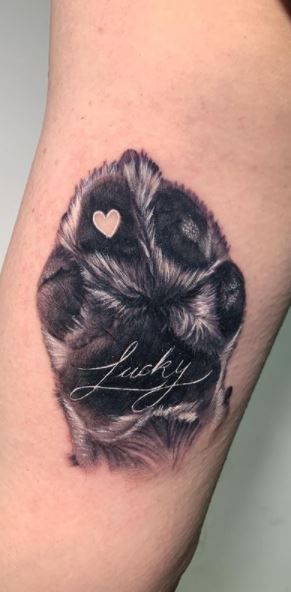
[92,209,121,238]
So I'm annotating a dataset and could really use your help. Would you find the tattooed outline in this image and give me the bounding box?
[37,149,245,469]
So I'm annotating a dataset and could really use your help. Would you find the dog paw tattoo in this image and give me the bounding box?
[37,150,246,469]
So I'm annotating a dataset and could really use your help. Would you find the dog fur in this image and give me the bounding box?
[37,150,245,469]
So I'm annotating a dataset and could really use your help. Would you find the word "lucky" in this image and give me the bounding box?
[70,341,212,412]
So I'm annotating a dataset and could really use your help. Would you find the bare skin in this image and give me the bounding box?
[0,2,291,591]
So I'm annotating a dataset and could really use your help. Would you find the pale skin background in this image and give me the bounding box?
[0,2,291,591]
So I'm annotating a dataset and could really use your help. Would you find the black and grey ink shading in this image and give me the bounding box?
[37,150,246,469]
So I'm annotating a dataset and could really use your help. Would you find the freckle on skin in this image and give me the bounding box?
[42,147,47,155]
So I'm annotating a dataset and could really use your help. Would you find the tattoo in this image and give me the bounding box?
[37,150,246,469]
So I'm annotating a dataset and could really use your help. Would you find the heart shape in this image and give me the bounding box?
[92,209,121,238]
